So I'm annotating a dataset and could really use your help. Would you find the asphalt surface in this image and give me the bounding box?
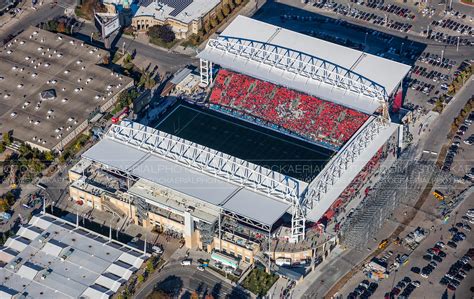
[76,22,196,74]
[0,1,196,75]
[133,261,248,299]
[338,190,474,299]
[0,1,76,41]
[422,78,474,153]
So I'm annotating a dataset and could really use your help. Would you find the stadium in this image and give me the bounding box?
[69,16,410,268]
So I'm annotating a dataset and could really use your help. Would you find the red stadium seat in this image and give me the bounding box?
[209,69,369,149]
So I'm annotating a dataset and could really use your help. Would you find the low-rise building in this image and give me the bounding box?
[0,214,149,298]
[131,0,223,39]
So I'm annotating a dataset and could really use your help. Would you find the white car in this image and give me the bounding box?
[181,259,191,266]
[197,266,205,271]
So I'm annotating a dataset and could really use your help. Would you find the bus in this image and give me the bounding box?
[378,239,389,249]
[433,190,445,201]
[111,107,129,124]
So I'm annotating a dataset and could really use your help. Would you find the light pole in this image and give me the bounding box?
[456,36,460,52]
[441,49,444,61]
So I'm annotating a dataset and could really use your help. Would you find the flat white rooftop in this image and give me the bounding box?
[0,215,148,299]
[198,16,411,114]
[82,122,293,227]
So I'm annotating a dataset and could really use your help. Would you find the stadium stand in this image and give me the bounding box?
[209,69,369,149]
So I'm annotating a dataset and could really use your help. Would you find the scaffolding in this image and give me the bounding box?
[340,149,438,248]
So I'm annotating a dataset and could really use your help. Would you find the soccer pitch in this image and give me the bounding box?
[155,104,334,182]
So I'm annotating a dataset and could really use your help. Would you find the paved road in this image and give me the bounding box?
[76,23,196,74]
[134,261,247,299]
[0,1,196,74]
[422,78,474,153]
[0,0,76,42]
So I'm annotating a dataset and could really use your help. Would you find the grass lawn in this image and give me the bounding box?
[149,37,179,49]
[242,268,279,296]
[208,266,239,283]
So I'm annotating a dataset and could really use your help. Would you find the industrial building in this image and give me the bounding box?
[68,16,410,267]
[0,214,148,298]
[0,27,133,152]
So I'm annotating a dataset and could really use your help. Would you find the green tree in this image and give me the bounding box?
[4,192,14,205]
[0,199,10,212]
[139,70,156,90]
[2,132,12,146]
[216,9,224,22]
[204,22,211,33]
[222,4,231,16]
[0,143,5,153]
[148,25,175,43]
[137,274,144,283]
[44,151,54,162]
[210,17,218,29]
[146,259,154,273]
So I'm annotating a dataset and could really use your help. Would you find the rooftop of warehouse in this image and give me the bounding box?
[0,26,133,151]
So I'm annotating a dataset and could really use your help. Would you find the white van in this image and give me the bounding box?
[181,259,192,266]
[152,246,163,254]
[275,258,291,266]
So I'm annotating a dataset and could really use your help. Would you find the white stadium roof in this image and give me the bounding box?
[82,121,294,227]
[198,16,411,114]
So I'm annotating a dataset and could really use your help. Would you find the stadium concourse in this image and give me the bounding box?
[68,16,411,269]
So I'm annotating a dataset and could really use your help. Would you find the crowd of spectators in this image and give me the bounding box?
[209,69,369,149]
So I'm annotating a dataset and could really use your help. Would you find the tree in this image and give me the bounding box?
[235,0,242,5]
[148,25,175,43]
[146,259,154,273]
[4,192,14,205]
[216,10,224,22]
[137,274,144,283]
[204,22,211,34]
[2,132,12,146]
[222,4,231,16]
[139,70,156,90]
[148,290,171,299]
[190,291,199,299]
[44,151,54,162]
[76,0,107,20]
[46,20,58,32]
[0,199,10,212]
[57,21,67,33]
[210,17,218,29]
[0,143,5,153]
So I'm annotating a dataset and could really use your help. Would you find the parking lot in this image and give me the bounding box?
[338,189,474,298]
[442,111,474,178]
[256,1,473,113]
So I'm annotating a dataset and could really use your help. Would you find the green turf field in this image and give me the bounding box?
[155,104,334,182]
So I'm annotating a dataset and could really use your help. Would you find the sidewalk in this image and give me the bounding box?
[291,246,349,298]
